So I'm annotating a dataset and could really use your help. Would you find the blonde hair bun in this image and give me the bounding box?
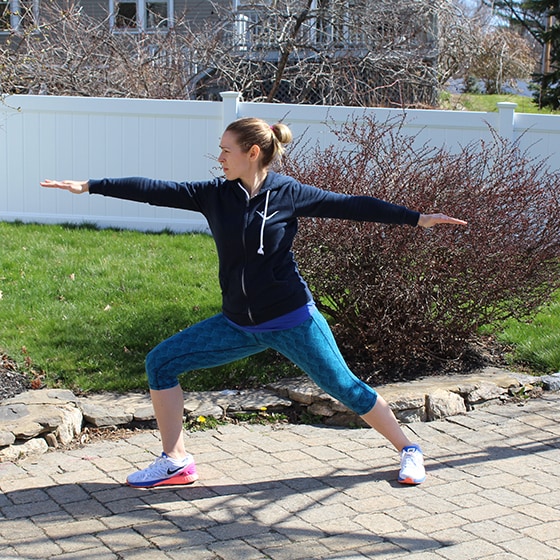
[271,123,293,146]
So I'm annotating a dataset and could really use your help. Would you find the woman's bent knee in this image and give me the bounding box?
[145,345,178,391]
[339,384,378,416]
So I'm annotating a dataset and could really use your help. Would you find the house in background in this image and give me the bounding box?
[1,0,439,106]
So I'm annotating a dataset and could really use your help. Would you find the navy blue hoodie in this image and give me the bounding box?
[89,171,420,326]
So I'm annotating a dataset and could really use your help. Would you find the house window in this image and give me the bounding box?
[115,1,137,28]
[111,0,172,31]
[146,1,168,29]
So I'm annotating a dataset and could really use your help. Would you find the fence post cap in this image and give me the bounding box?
[220,91,242,100]
[496,101,518,109]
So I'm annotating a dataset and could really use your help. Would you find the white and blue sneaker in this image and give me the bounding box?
[126,452,199,488]
[398,444,426,485]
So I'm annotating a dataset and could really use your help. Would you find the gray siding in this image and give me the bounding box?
[85,0,110,23]
[186,0,223,22]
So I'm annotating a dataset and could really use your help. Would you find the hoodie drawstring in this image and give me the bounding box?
[257,190,270,255]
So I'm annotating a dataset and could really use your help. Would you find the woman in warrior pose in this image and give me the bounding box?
[42,117,467,488]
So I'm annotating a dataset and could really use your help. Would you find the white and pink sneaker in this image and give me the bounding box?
[126,452,199,488]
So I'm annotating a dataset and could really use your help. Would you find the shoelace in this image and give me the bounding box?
[401,449,421,469]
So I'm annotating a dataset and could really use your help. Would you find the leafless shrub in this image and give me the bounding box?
[285,117,560,380]
[468,26,537,94]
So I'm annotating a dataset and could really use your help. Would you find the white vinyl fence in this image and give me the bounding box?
[1,92,560,232]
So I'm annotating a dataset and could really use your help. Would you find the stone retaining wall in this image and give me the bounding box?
[1,367,558,462]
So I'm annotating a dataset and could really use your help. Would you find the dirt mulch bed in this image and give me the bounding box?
[0,353,32,401]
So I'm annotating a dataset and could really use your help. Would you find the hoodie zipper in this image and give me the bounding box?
[239,183,255,324]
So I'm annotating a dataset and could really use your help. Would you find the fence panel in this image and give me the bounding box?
[512,112,560,167]
[0,95,223,231]
[1,93,559,232]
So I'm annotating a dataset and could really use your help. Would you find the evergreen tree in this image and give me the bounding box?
[529,0,560,108]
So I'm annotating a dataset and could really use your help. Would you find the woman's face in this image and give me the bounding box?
[218,130,256,182]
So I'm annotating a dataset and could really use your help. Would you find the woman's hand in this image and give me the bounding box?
[40,179,89,194]
[417,213,467,228]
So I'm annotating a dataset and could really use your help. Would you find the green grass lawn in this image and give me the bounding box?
[0,222,299,392]
[439,92,560,114]
[498,295,560,373]
[1,221,558,394]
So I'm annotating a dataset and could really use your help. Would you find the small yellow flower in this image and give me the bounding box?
[260,407,268,411]
[197,416,207,423]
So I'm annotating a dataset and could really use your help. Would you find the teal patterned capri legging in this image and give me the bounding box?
[145,310,378,416]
